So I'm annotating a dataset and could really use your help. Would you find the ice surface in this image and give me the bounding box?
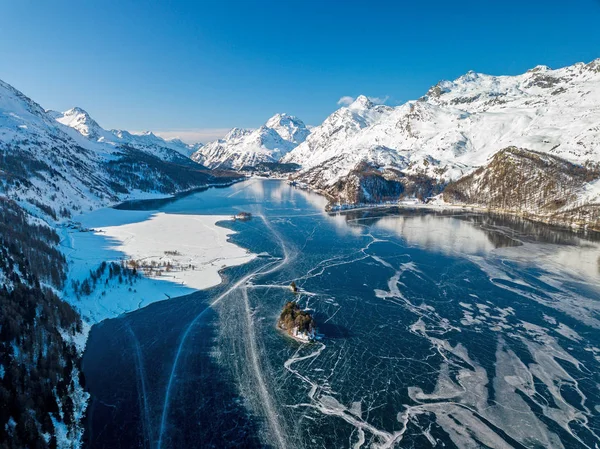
[81,180,600,448]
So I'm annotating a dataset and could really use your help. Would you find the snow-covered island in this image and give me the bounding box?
[278,301,317,342]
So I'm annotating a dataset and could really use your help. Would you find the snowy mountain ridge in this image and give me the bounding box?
[191,113,310,170]
[281,95,394,182]
[51,107,201,161]
[284,59,600,188]
[0,80,235,222]
[274,59,600,229]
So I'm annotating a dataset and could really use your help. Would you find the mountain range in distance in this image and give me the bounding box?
[192,58,600,230]
[2,57,600,230]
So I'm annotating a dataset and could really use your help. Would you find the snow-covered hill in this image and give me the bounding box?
[0,80,235,221]
[442,147,600,230]
[192,113,309,170]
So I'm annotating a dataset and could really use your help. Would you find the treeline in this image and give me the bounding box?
[0,197,65,288]
[105,148,236,194]
[71,260,138,297]
[328,161,445,207]
[0,198,83,449]
[0,145,54,192]
[241,162,301,175]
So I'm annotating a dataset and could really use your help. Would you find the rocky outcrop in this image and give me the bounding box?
[443,147,600,230]
[324,161,444,209]
[278,301,316,342]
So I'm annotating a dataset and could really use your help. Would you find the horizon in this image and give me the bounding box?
[2,0,600,143]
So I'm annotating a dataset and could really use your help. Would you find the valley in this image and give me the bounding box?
[2,57,600,449]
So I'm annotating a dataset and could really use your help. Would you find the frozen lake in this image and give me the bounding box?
[82,179,600,448]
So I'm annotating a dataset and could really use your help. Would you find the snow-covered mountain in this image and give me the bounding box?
[285,60,600,186]
[265,112,310,144]
[52,107,201,162]
[0,80,241,449]
[278,59,600,228]
[282,96,394,177]
[442,147,600,226]
[192,113,309,170]
[0,80,235,221]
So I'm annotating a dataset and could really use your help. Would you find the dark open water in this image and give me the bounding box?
[83,179,600,449]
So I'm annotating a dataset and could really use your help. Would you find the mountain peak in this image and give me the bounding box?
[266,112,305,126]
[264,113,309,144]
[266,112,288,123]
[224,127,251,141]
[193,112,310,170]
[349,95,373,109]
[55,106,104,139]
[528,65,551,73]
[457,70,482,83]
[63,106,92,117]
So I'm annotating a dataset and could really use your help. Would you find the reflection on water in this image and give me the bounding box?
[339,207,600,282]
[85,180,600,449]
[374,214,514,255]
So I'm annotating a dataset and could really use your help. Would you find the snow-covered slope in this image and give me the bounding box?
[282,96,393,175]
[192,113,309,170]
[0,80,234,221]
[284,59,600,190]
[52,107,200,163]
[1,81,120,215]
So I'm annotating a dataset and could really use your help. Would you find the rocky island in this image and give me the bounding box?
[278,301,316,342]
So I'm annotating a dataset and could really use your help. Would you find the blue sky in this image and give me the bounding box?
[1,0,599,142]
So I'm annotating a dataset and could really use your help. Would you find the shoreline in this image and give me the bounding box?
[325,197,600,236]
[277,324,315,344]
[56,182,255,448]
[113,177,246,210]
[286,181,600,235]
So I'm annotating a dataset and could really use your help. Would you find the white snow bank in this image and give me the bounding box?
[97,212,255,290]
[61,208,255,323]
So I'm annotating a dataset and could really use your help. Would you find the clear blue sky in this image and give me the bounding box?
[1,0,599,142]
